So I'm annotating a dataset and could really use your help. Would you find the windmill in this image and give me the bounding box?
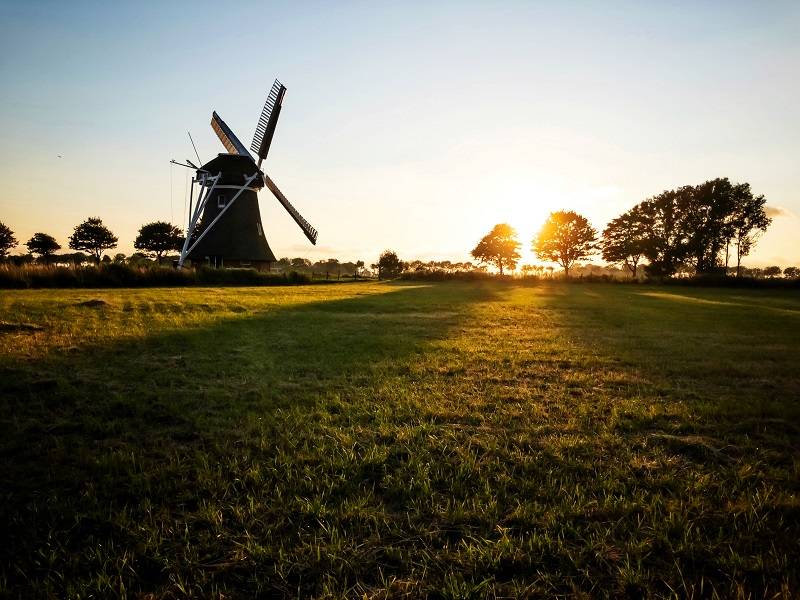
[176,79,318,270]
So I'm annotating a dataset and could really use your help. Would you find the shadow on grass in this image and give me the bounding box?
[2,281,799,597]
[537,284,800,414]
[0,283,497,597]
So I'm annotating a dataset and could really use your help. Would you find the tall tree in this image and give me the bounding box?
[69,217,118,263]
[533,211,597,278]
[625,179,770,278]
[727,184,771,277]
[471,223,521,275]
[636,188,696,277]
[686,178,737,274]
[376,250,404,280]
[26,233,61,259]
[601,207,648,277]
[134,221,184,263]
[0,222,19,258]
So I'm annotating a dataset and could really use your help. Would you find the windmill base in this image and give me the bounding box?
[192,256,273,272]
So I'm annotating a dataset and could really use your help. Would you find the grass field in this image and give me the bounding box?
[1,282,799,598]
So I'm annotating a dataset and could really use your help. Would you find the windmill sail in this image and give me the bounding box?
[264,174,318,245]
[211,112,252,158]
[251,80,286,165]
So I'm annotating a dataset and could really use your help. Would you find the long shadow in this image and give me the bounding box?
[3,281,798,597]
[0,282,497,596]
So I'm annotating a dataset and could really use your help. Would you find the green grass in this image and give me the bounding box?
[1,282,799,598]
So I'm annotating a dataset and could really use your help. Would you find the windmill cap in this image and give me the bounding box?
[200,154,265,189]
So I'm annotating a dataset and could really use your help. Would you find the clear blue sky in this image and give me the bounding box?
[1,1,798,266]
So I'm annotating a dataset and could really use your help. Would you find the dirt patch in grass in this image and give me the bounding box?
[75,299,108,308]
[0,321,44,333]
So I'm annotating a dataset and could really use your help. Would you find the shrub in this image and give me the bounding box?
[0,263,312,289]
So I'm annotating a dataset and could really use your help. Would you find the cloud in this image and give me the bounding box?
[764,205,789,218]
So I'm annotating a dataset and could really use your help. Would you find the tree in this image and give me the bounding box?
[69,217,118,263]
[355,260,365,280]
[634,187,696,277]
[471,223,521,275]
[291,257,312,269]
[26,233,61,259]
[533,211,597,278]
[0,222,18,257]
[727,184,770,277]
[601,207,648,278]
[783,266,799,279]
[763,265,782,278]
[134,221,183,263]
[685,178,737,274]
[615,179,771,278]
[376,250,404,280]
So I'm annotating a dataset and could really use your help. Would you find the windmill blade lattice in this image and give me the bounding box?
[251,79,286,164]
[264,174,318,245]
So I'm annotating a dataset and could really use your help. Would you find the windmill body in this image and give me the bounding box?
[188,154,275,270]
[177,80,318,271]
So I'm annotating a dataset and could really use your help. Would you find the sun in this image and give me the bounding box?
[493,183,557,267]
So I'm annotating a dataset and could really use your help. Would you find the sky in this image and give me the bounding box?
[1,1,798,267]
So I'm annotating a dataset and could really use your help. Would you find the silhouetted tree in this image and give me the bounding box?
[69,217,118,263]
[634,188,696,277]
[602,207,648,277]
[355,260,365,279]
[134,221,183,263]
[533,211,597,278]
[291,257,312,269]
[376,250,404,280]
[26,233,61,259]
[784,266,799,279]
[763,265,782,278]
[618,179,770,278]
[113,253,127,264]
[685,178,738,274]
[56,252,91,265]
[0,222,17,258]
[727,184,771,277]
[471,223,521,275]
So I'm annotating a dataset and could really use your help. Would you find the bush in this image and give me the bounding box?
[0,263,312,289]
[400,270,499,282]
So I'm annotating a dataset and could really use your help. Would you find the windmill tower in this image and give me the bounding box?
[177,79,318,270]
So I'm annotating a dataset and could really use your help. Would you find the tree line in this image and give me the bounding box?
[0,218,185,264]
[469,177,778,278]
[0,219,374,279]
[0,177,793,280]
